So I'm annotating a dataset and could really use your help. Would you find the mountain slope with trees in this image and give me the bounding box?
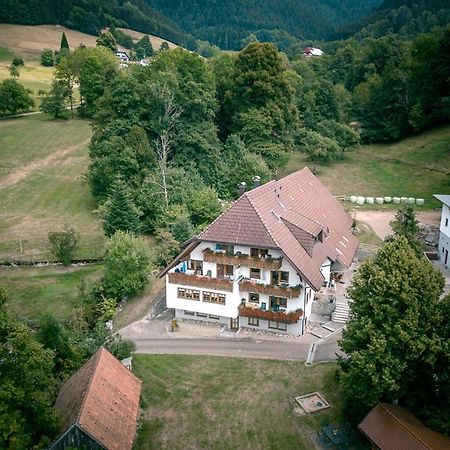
[333,0,450,40]
[0,0,197,49]
[143,0,381,49]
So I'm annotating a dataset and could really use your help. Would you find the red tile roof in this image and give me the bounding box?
[54,347,142,450]
[198,167,358,290]
[358,403,450,450]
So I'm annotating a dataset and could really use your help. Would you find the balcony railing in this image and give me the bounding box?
[168,272,233,292]
[202,248,282,270]
[238,279,301,298]
[239,305,303,324]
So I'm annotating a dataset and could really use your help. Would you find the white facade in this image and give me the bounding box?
[438,201,450,266]
[166,241,332,335]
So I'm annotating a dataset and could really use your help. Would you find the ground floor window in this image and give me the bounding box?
[268,321,287,331]
[184,310,195,316]
[196,312,207,318]
[203,291,226,305]
[178,288,200,300]
[209,314,220,320]
[248,317,259,326]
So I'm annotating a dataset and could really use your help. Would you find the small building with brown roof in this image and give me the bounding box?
[161,168,358,335]
[358,403,450,450]
[49,347,142,450]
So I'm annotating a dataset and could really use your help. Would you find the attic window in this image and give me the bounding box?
[336,248,343,256]
[271,210,281,221]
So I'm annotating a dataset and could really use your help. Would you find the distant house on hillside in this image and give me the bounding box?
[116,51,130,63]
[434,194,450,267]
[302,47,323,57]
[160,168,358,335]
[358,403,450,450]
[49,347,141,450]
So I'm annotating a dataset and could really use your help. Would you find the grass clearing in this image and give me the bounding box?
[280,126,450,210]
[0,114,105,260]
[133,355,367,450]
[0,264,102,322]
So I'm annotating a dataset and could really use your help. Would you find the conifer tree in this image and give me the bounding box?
[103,178,141,236]
[60,32,70,52]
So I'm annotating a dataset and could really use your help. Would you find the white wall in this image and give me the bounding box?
[438,204,450,264]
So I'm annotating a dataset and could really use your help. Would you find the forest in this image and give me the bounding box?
[142,0,380,49]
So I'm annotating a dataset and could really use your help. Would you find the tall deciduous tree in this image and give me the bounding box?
[40,79,70,119]
[0,288,60,449]
[100,231,151,301]
[338,237,446,430]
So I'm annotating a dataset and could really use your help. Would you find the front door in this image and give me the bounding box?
[230,317,239,330]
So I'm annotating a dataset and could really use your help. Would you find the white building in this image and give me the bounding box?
[160,168,359,335]
[302,47,324,57]
[116,51,130,63]
[434,194,450,267]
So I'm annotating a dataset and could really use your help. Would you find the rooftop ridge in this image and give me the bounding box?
[245,191,279,248]
[74,347,104,424]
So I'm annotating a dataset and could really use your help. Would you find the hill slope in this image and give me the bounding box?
[333,0,450,40]
[0,23,178,60]
[0,0,196,49]
[142,0,382,49]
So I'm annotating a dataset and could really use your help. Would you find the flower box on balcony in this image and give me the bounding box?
[168,271,233,292]
[238,279,301,298]
[202,248,282,270]
[239,305,303,324]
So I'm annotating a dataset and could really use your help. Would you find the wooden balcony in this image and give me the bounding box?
[238,279,301,298]
[168,272,233,292]
[202,248,282,270]
[239,305,303,324]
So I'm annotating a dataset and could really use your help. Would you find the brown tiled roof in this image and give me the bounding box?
[196,168,358,290]
[55,347,142,450]
[198,194,277,248]
[358,403,450,450]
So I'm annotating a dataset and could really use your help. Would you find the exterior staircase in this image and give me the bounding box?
[332,302,351,323]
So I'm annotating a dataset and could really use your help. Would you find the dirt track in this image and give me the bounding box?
[354,210,440,240]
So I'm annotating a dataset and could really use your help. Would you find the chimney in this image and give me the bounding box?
[252,175,261,189]
[238,182,246,197]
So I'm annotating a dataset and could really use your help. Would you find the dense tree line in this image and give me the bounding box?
[296,25,450,141]
[0,0,197,49]
[333,0,450,40]
[143,0,380,50]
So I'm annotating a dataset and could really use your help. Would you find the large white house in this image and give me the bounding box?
[434,194,450,267]
[161,168,359,335]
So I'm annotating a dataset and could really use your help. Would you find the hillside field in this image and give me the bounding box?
[0,23,178,60]
[0,114,104,260]
[280,126,450,210]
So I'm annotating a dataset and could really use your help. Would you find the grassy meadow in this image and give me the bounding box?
[0,114,105,260]
[133,355,366,450]
[280,126,450,210]
[1,264,102,322]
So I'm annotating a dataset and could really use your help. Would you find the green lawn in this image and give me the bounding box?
[133,355,367,450]
[0,264,102,322]
[0,59,54,109]
[0,114,105,260]
[280,126,450,210]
